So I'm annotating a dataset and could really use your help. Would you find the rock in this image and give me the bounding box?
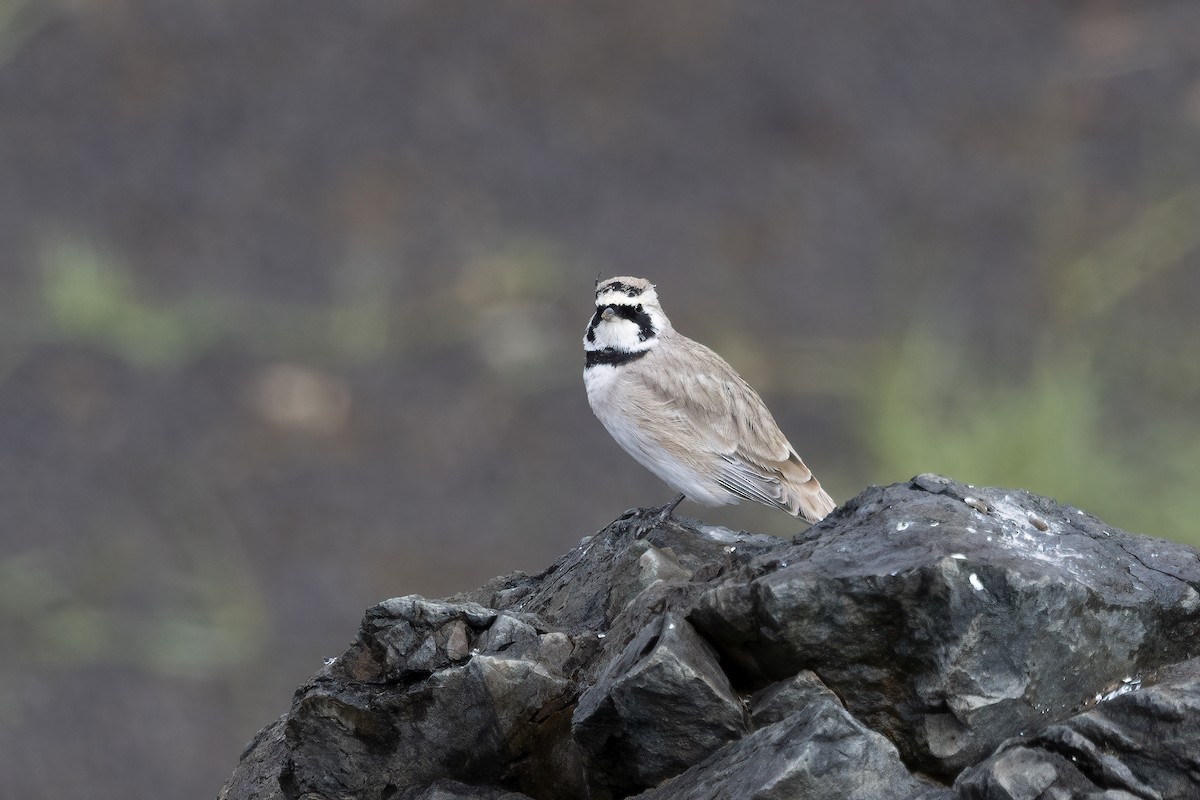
[279,598,585,800]
[396,780,535,800]
[955,658,1200,800]
[572,612,748,795]
[633,671,949,800]
[217,718,287,800]
[220,476,1200,800]
[749,669,839,727]
[692,475,1200,777]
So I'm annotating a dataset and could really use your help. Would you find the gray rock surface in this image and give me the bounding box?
[396,781,535,800]
[280,598,584,799]
[633,671,948,800]
[573,612,748,794]
[955,658,1200,800]
[221,476,1200,800]
[217,718,287,800]
[694,473,1200,776]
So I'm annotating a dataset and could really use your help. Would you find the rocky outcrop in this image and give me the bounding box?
[220,475,1200,800]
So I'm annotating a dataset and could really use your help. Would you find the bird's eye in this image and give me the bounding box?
[636,304,643,312]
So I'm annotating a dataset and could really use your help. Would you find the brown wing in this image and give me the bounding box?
[642,334,836,521]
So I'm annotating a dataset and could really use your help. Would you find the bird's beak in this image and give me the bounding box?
[600,306,616,321]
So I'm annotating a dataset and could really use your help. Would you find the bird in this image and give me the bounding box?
[583,276,837,524]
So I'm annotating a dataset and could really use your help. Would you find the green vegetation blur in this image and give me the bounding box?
[30,190,1200,548]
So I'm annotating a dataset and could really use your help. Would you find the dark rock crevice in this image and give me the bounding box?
[220,475,1200,800]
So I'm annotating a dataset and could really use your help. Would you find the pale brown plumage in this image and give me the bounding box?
[584,276,836,523]
[631,327,834,522]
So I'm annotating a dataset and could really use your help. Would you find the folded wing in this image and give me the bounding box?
[644,339,836,522]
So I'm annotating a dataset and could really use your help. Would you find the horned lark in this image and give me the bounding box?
[584,276,837,523]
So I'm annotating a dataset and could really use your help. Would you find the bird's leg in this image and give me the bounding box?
[635,494,686,539]
[653,493,686,524]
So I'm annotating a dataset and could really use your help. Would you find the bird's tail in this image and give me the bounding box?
[792,479,837,523]
[781,453,838,523]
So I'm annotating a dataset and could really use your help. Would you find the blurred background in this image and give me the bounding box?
[1,1,1198,797]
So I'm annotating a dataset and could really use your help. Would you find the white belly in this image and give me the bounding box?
[583,364,735,507]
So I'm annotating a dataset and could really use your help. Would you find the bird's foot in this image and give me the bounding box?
[636,494,686,538]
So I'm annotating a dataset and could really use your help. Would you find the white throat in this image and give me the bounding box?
[585,314,655,353]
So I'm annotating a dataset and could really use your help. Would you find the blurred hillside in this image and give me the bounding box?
[0,2,1198,798]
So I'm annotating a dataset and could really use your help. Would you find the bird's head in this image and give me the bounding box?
[584,276,671,354]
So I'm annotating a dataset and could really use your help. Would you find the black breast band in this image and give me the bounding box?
[585,348,650,368]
